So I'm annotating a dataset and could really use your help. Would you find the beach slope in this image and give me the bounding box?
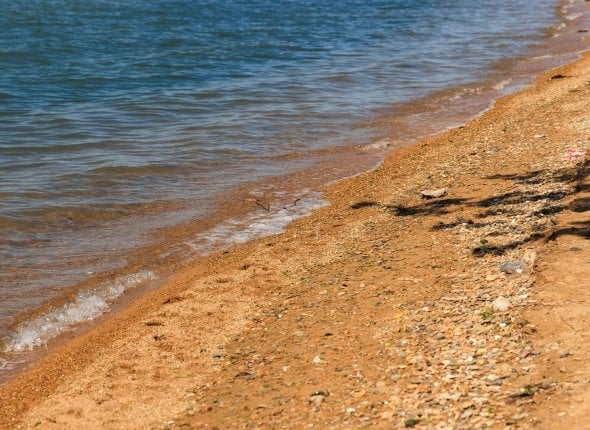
[2,54,590,430]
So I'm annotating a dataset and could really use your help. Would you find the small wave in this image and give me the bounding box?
[565,13,582,21]
[87,164,188,176]
[0,357,24,372]
[361,139,394,151]
[2,270,155,352]
[493,79,512,92]
[447,87,482,101]
[557,22,567,30]
[184,191,327,254]
[530,54,554,61]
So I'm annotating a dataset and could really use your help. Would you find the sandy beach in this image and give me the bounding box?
[2,41,590,430]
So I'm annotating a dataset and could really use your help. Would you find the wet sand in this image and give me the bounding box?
[2,44,590,430]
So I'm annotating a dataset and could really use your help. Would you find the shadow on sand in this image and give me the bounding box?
[350,160,590,256]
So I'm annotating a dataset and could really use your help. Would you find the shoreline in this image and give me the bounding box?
[1,30,590,429]
[1,0,586,370]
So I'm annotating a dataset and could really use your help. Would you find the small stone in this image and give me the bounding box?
[461,408,475,419]
[375,381,388,393]
[309,395,325,407]
[449,392,462,401]
[312,356,322,364]
[523,249,537,267]
[420,188,448,199]
[381,411,395,420]
[345,407,356,414]
[499,260,525,274]
[559,351,571,358]
[389,395,401,405]
[486,374,503,385]
[354,390,366,399]
[474,348,487,357]
[404,418,421,428]
[461,401,474,409]
[492,296,511,312]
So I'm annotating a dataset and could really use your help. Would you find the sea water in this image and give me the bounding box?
[0,0,588,371]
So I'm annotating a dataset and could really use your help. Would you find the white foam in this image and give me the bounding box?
[445,87,482,102]
[3,270,155,352]
[565,13,582,21]
[185,191,327,254]
[557,22,567,31]
[362,138,393,151]
[530,54,554,61]
[493,79,512,92]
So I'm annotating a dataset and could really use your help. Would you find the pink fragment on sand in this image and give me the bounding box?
[563,148,587,160]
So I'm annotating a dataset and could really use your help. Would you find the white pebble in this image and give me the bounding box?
[492,296,511,312]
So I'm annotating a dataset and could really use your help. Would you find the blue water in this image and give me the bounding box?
[0,0,561,215]
[0,0,581,358]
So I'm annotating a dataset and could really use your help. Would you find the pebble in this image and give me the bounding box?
[499,260,526,274]
[420,187,448,199]
[461,408,475,419]
[381,410,395,419]
[523,249,537,267]
[309,395,325,407]
[491,296,511,312]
